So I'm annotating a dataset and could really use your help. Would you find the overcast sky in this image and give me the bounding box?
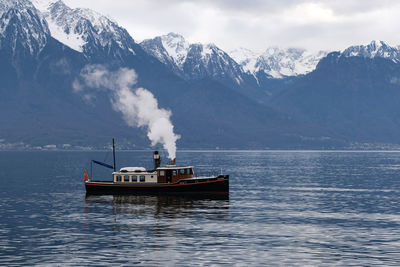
[63,0,400,53]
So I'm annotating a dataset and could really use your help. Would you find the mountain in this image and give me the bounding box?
[0,0,173,148]
[341,40,400,62]
[139,32,188,75]
[31,0,139,62]
[3,0,400,149]
[1,0,333,150]
[230,47,327,79]
[228,47,328,101]
[0,0,48,57]
[140,33,259,92]
[270,41,400,144]
[142,34,327,84]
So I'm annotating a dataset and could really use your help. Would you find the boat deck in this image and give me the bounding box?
[85,175,229,195]
[88,175,228,185]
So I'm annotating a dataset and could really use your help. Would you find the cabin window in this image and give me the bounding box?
[124,175,129,182]
[188,169,192,174]
[180,169,185,175]
[160,170,165,176]
[140,175,145,182]
[132,176,137,182]
[116,175,121,182]
[173,170,177,176]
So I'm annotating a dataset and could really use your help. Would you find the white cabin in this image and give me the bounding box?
[112,165,194,184]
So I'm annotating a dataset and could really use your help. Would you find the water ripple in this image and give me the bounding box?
[1,151,400,265]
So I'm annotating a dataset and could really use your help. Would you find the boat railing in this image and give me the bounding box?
[195,168,225,178]
[178,175,228,184]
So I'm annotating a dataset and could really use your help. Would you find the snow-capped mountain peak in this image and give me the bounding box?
[141,33,224,70]
[37,0,85,52]
[160,32,189,66]
[341,40,400,62]
[229,47,260,74]
[201,43,224,58]
[258,47,327,78]
[0,0,49,55]
[141,32,248,86]
[0,0,34,14]
[30,0,55,12]
[230,47,327,78]
[31,0,136,56]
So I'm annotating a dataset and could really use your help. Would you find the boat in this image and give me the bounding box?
[84,139,229,195]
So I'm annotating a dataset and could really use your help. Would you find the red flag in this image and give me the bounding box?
[84,169,89,182]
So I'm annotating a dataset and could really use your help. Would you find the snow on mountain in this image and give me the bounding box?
[230,47,327,79]
[160,32,189,67]
[184,42,244,82]
[229,47,259,73]
[341,40,400,62]
[0,0,49,55]
[31,0,136,56]
[4,0,400,84]
[140,32,193,71]
[141,32,233,71]
[0,0,35,15]
[30,0,53,13]
[141,33,246,85]
[139,32,188,74]
[31,0,84,52]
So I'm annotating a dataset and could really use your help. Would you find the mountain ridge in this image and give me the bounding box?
[229,47,328,79]
[2,0,400,149]
[0,0,323,150]
[140,32,255,92]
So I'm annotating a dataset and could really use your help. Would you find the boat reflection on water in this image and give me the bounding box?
[84,193,229,221]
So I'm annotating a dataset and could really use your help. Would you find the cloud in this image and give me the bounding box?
[63,0,400,52]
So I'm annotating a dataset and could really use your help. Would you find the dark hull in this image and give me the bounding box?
[85,177,229,195]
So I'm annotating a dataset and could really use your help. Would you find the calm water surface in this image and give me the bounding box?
[1,151,400,266]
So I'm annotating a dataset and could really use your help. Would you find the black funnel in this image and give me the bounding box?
[153,151,161,169]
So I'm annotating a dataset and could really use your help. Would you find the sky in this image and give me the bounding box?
[63,0,400,53]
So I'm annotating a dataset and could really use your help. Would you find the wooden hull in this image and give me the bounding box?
[85,175,229,195]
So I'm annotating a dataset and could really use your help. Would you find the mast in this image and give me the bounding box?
[112,138,116,172]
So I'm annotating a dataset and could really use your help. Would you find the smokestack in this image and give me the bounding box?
[154,151,160,169]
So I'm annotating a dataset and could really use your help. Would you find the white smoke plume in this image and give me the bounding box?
[73,65,180,159]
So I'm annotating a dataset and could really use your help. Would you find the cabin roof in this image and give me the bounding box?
[120,167,146,172]
[157,166,194,170]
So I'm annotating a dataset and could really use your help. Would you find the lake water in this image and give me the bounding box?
[1,150,400,266]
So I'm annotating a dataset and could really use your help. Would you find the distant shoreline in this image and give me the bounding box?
[3,149,400,153]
